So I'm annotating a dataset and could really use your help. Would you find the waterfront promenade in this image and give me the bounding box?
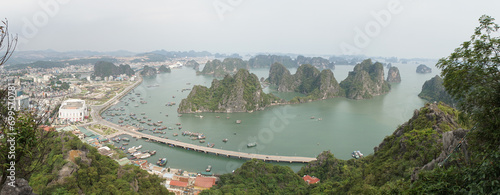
[88,74,317,163]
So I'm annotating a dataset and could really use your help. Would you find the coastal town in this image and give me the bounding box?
[0,55,220,194]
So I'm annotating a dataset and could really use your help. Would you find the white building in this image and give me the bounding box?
[14,95,30,111]
[58,99,87,122]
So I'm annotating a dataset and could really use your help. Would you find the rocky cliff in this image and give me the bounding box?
[387,66,401,83]
[248,55,296,68]
[199,58,247,77]
[140,65,157,76]
[295,55,335,70]
[184,60,200,70]
[93,61,135,77]
[158,65,171,73]
[339,59,391,99]
[418,75,455,107]
[416,64,432,74]
[178,69,280,113]
[267,63,343,102]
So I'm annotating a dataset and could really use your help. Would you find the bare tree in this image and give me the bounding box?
[0,19,17,66]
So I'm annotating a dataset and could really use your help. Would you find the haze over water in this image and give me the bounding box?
[105,62,439,174]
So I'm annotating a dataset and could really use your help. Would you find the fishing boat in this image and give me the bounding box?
[157,158,167,166]
[137,153,151,159]
[206,165,212,172]
[247,142,257,148]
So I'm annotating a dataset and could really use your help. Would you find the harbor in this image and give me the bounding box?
[93,65,435,174]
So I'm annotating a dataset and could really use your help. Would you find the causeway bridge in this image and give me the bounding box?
[87,74,317,163]
[108,129,316,163]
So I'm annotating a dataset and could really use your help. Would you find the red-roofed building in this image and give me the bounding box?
[169,180,189,190]
[194,176,216,190]
[303,175,320,184]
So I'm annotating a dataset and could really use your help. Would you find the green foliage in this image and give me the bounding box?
[202,159,308,194]
[28,132,170,194]
[437,15,500,151]
[408,15,500,195]
[340,59,390,99]
[179,69,280,112]
[418,75,456,106]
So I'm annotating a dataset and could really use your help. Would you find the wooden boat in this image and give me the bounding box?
[157,158,167,166]
[247,142,257,148]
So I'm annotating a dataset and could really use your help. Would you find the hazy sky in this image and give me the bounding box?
[1,0,499,58]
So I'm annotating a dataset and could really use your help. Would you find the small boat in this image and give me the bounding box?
[157,158,167,166]
[122,143,129,146]
[176,123,181,126]
[136,145,142,150]
[199,140,205,143]
[122,137,130,142]
[352,151,364,159]
[206,165,212,172]
[236,120,241,124]
[149,150,156,155]
[310,116,315,119]
[173,133,178,136]
[207,143,215,148]
[223,138,228,143]
[247,142,257,148]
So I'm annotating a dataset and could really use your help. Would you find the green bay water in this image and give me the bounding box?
[104,63,439,174]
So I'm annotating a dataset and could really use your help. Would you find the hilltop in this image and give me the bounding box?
[25,132,171,194]
[93,61,134,78]
[267,63,344,103]
[340,59,391,99]
[199,58,247,77]
[178,69,280,113]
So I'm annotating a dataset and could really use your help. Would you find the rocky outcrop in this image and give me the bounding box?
[387,66,401,83]
[140,65,157,76]
[178,69,280,113]
[184,60,200,70]
[248,55,296,68]
[418,75,455,107]
[267,63,343,101]
[416,64,432,74]
[93,61,135,77]
[339,59,391,99]
[158,65,171,73]
[295,55,335,70]
[0,178,35,195]
[200,58,248,77]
